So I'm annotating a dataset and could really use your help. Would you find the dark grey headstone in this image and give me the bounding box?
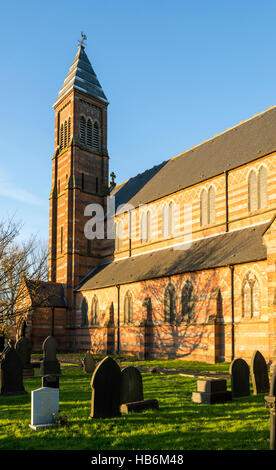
[90,356,121,419]
[120,366,144,405]
[251,350,270,395]
[82,350,96,374]
[0,344,27,396]
[15,336,34,377]
[39,336,61,389]
[230,358,250,398]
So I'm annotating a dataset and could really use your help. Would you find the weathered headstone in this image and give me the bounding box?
[120,366,144,404]
[82,350,96,374]
[29,387,59,431]
[265,365,276,450]
[192,378,232,404]
[229,357,250,398]
[40,336,61,388]
[0,343,27,396]
[90,356,121,419]
[251,350,270,395]
[15,336,34,378]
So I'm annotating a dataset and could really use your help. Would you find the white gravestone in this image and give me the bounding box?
[29,387,59,430]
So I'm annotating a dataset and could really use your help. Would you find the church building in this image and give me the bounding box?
[16,42,276,364]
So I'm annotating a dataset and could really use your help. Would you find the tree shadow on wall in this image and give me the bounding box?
[138,269,225,361]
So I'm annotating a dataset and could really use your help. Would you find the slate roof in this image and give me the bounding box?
[112,106,276,211]
[77,223,268,291]
[54,46,108,107]
[24,279,67,308]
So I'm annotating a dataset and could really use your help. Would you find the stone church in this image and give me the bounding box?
[15,43,276,363]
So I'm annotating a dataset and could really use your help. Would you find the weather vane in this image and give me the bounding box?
[78,32,87,48]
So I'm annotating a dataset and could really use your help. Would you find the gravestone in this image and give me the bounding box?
[0,343,27,396]
[82,350,96,374]
[251,350,270,395]
[90,356,121,419]
[120,366,144,404]
[29,387,59,430]
[15,336,34,378]
[265,365,276,450]
[229,357,250,398]
[192,378,232,404]
[40,336,61,388]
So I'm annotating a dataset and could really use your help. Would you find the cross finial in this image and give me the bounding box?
[78,32,87,48]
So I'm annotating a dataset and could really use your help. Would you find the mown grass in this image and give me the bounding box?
[0,357,271,451]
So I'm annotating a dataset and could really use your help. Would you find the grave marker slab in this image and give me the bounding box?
[82,350,96,374]
[192,379,232,404]
[15,336,34,378]
[120,399,159,414]
[40,336,61,388]
[120,366,144,404]
[29,387,59,430]
[0,344,26,396]
[90,356,121,419]
[251,350,270,395]
[230,358,250,398]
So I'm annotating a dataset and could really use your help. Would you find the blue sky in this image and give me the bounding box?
[1,0,276,242]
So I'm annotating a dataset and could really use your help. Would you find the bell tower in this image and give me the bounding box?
[48,38,112,324]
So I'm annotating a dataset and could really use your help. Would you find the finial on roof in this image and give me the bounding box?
[78,31,87,48]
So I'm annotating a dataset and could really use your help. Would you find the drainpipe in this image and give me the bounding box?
[230,265,235,360]
[116,285,120,354]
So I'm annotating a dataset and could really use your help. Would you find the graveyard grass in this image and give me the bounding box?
[0,356,270,451]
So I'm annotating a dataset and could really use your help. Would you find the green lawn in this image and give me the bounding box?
[0,358,271,451]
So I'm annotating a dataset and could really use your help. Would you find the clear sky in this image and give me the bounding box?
[1,0,276,242]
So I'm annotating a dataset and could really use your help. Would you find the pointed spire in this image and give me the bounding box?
[54,43,108,107]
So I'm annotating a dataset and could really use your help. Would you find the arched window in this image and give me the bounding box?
[60,123,64,150]
[258,165,268,209]
[248,169,258,212]
[164,283,176,323]
[208,186,216,225]
[67,117,71,146]
[124,290,133,323]
[64,120,68,147]
[242,272,261,318]
[147,210,151,241]
[162,203,169,238]
[140,211,151,243]
[168,201,174,236]
[181,280,194,322]
[140,212,147,243]
[81,298,88,326]
[200,188,208,226]
[91,295,99,325]
[116,221,123,250]
[93,121,100,150]
[80,116,86,144]
[87,118,92,147]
